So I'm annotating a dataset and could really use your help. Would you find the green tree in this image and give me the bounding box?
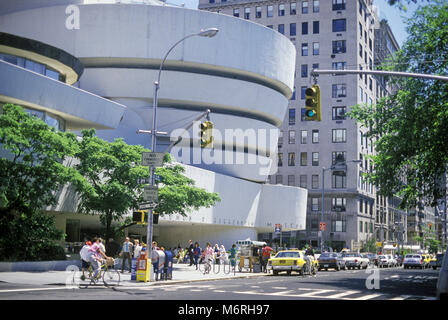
[0,104,88,260]
[74,129,220,242]
[348,1,448,209]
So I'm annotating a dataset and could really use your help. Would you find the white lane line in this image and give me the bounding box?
[324,290,360,299]
[352,293,383,300]
[296,289,335,297]
[0,287,71,293]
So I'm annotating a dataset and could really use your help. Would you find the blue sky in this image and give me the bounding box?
[166,0,420,48]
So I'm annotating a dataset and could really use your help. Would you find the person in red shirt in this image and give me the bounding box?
[261,245,273,273]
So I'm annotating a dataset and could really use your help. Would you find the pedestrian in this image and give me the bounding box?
[214,243,220,264]
[98,238,106,261]
[87,237,109,282]
[219,244,228,265]
[229,244,238,267]
[193,242,201,270]
[133,239,142,259]
[204,242,214,264]
[261,244,273,273]
[79,239,92,280]
[119,237,133,273]
[187,240,194,266]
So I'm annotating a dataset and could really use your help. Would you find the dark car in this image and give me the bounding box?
[318,252,346,271]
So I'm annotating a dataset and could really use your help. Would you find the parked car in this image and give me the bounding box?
[378,255,392,268]
[268,250,317,276]
[364,253,379,267]
[403,254,425,269]
[436,248,448,300]
[318,252,346,271]
[430,254,445,270]
[342,252,369,270]
[387,255,398,267]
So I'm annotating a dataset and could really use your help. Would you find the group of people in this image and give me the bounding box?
[79,236,147,281]
[178,240,238,270]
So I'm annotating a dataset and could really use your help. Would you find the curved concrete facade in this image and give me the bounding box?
[1,1,306,248]
[0,1,296,182]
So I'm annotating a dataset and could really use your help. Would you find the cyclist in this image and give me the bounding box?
[87,237,110,282]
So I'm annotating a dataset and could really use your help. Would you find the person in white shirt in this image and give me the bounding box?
[133,239,142,259]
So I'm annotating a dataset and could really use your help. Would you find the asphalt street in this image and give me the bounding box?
[0,266,438,301]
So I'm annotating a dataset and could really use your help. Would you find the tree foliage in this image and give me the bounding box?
[0,104,85,260]
[348,1,448,209]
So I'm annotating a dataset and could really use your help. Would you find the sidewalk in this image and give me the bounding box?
[0,263,269,287]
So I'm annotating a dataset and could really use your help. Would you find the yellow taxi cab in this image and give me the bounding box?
[421,254,431,268]
[267,249,317,276]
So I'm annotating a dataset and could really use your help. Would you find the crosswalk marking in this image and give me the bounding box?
[352,293,383,300]
[324,290,360,299]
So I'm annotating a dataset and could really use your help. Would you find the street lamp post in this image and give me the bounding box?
[146,27,218,280]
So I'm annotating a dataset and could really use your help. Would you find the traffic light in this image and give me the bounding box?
[305,84,321,121]
[199,121,214,148]
[132,210,146,224]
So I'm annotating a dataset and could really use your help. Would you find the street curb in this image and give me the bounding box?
[0,260,81,272]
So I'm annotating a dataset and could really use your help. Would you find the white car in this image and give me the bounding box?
[342,252,369,269]
[403,254,424,269]
[378,255,393,268]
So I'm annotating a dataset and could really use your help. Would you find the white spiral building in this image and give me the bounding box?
[0,0,307,248]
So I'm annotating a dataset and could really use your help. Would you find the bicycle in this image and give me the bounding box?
[79,258,120,288]
[198,256,213,275]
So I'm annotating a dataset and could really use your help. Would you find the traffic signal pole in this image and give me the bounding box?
[311,69,448,82]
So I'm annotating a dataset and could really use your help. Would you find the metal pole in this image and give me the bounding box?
[311,69,448,82]
[321,167,325,253]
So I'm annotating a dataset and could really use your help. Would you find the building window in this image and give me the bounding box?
[332,151,346,165]
[290,2,297,15]
[291,86,296,100]
[276,175,283,184]
[289,109,296,125]
[278,24,285,34]
[332,84,347,98]
[301,86,307,100]
[302,22,308,35]
[278,130,283,147]
[312,152,319,166]
[300,130,308,144]
[332,19,346,32]
[332,220,346,232]
[332,40,346,54]
[244,7,250,19]
[313,21,319,34]
[301,43,308,56]
[312,130,319,143]
[312,174,319,189]
[300,152,307,166]
[256,6,262,18]
[313,42,319,55]
[278,153,283,167]
[332,129,347,143]
[332,61,347,71]
[311,198,320,211]
[359,43,363,57]
[302,1,309,14]
[279,4,285,16]
[301,64,308,77]
[333,0,346,10]
[288,175,295,186]
[290,23,297,36]
[332,197,346,211]
[288,130,296,144]
[233,8,239,17]
[359,221,363,233]
[300,175,307,188]
[267,5,273,17]
[288,152,296,166]
[313,0,320,12]
[332,106,346,120]
[332,170,346,188]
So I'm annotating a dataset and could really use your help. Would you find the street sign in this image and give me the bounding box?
[141,152,165,167]
[275,224,282,233]
[143,185,158,202]
[139,202,156,210]
[319,222,326,231]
